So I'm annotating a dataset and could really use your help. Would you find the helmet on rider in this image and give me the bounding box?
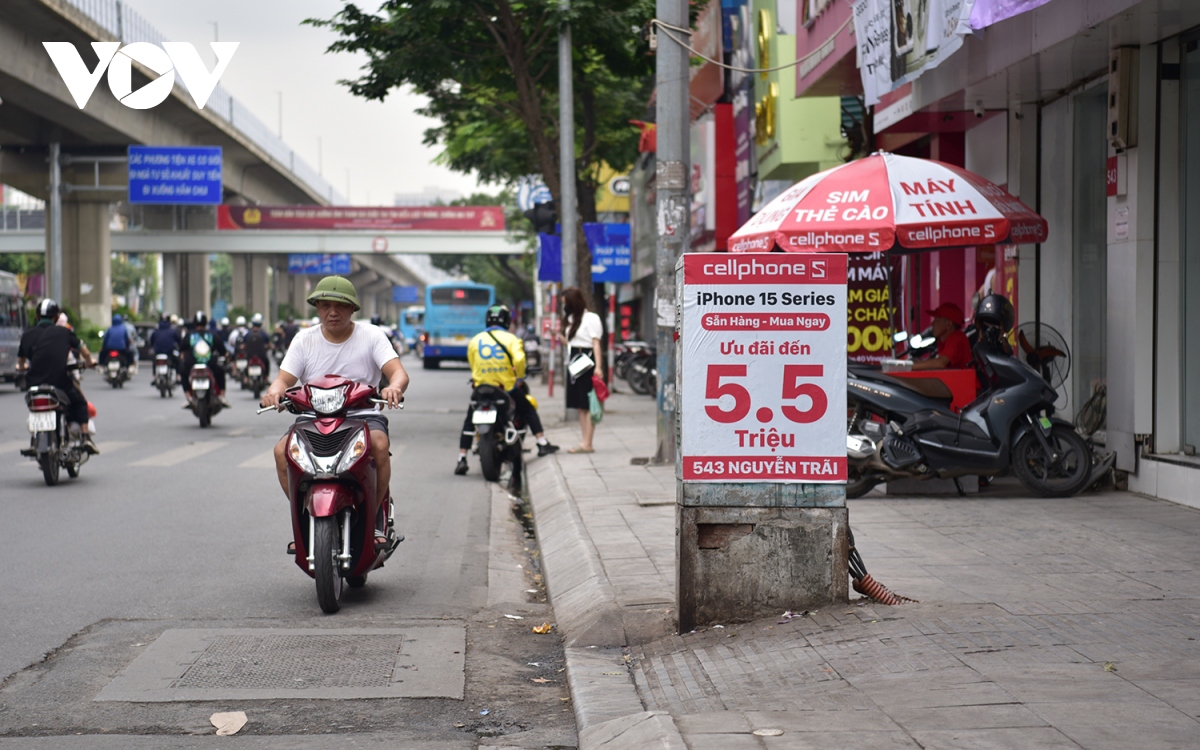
[485,304,511,329]
[306,275,361,311]
[250,313,264,327]
[235,315,246,326]
[193,310,208,328]
[370,314,383,326]
[112,313,123,326]
[36,298,60,320]
[220,317,230,327]
[974,294,1015,332]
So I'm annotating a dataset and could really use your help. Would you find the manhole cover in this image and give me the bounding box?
[95,626,464,702]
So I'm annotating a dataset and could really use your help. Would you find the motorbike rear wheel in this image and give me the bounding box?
[66,459,79,478]
[478,432,502,482]
[40,451,60,486]
[198,404,211,428]
[1012,424,1092,497]
[846,467,879,499]
[313,516,344,614]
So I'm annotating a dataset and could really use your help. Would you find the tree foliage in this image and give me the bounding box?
[430,190,536,309]
[308,0,656,304]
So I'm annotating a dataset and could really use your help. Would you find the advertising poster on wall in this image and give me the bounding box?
[846,252,896,364]
[680,253,848,483]
[853,0,972,105]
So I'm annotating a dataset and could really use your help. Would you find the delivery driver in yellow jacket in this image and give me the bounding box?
[455,305,558,475]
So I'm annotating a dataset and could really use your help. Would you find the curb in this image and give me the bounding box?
[526,456,686,749]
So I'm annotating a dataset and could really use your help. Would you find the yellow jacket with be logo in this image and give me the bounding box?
[467,327,526,391]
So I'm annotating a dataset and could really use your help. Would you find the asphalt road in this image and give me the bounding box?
[0,355,575,748]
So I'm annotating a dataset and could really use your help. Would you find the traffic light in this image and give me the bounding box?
[523,201,557,234]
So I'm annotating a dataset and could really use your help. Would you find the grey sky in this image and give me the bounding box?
[125,0,482,205]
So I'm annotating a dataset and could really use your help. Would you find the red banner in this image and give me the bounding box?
[217,205,505,231]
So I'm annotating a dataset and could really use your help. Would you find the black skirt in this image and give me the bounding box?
[566,347,594,410]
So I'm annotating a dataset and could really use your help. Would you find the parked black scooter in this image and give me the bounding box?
[845,348,1093,499]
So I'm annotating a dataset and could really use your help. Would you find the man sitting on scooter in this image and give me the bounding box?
[180,312,231,408]
[455,304,558,476]
[911,303,973,371]
[260,276,409,550]
[99,313,136,370]
[149,314,181,382]
[239,313,273,380]
[16,299,99,455]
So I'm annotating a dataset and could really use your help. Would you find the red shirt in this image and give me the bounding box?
[937,329,973,369]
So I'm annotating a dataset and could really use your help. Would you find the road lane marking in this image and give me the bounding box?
[96,440,136,454]
[132,441,227,467]
[238,450,277,469]
[0,439,31,453]
[227,427,250,436]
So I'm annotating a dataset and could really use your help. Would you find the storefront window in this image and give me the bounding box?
[1181,36,1200,452]
[1072,87,1108,414]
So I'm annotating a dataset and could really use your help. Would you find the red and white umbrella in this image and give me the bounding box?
[729,152,1047,254]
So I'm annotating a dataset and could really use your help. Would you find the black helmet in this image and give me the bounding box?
[975,294,1014,331]
[485,304,511,329]
[193,310,208,327]
[36,298,60,320]
[370,315,383,326]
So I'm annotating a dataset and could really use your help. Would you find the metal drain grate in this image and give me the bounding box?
[95,627,466,702]
[173,634,402,689]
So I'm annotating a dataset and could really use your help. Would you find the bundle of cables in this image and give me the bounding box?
[848,527,917,605]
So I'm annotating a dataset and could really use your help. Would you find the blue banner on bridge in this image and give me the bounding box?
[128,146,222,205]
[392,285,421,304]
[287,253,352,275]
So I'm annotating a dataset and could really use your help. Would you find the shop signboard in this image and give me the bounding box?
[680,253,848,483]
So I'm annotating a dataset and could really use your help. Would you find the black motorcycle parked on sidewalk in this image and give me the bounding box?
[845,349,1093,499]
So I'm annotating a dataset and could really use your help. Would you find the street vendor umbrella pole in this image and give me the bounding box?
[728,152,1048,255]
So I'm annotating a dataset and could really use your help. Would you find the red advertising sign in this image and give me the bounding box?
[1106,156,1118,197]
[217,205,505,231]
[680,253,848,483]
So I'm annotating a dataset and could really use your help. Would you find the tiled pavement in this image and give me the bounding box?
[525,381,1200,749]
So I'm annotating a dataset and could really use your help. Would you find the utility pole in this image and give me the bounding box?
[558,0,577,293]
[653,0,690,464]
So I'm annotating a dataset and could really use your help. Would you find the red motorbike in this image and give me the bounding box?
[188,362,223,428]
[245,355,267,399]
[258,375,402,614]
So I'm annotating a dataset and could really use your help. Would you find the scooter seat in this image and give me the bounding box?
[865,372,955,402]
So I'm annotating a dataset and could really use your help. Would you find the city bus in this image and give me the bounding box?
[397,306,425,353]
[420,281,495,369]
[0,271,28,387]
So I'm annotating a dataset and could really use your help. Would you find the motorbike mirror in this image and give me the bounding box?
[893,331,909,342]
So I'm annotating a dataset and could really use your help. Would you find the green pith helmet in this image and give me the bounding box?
[306,275,360,311]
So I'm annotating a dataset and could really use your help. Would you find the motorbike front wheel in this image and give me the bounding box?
[1011,424,1092,497]
[478,432,502,482]
[313,516,344,614]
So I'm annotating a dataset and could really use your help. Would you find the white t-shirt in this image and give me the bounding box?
[281,323,398,387]
[567,311,604,349]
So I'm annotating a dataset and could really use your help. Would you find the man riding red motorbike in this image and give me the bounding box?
[260,276,409,565]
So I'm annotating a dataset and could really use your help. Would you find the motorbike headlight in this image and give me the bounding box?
[287,431,316,473]
[335,428,368,474]
[309,385,348,415]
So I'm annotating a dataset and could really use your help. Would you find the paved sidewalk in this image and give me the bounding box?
[525,381,1200,749]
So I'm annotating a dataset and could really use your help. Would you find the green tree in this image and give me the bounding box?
[111,253,160,318]
[308,0,656,306]
[430,190,536,309]
[0,253,45,276]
